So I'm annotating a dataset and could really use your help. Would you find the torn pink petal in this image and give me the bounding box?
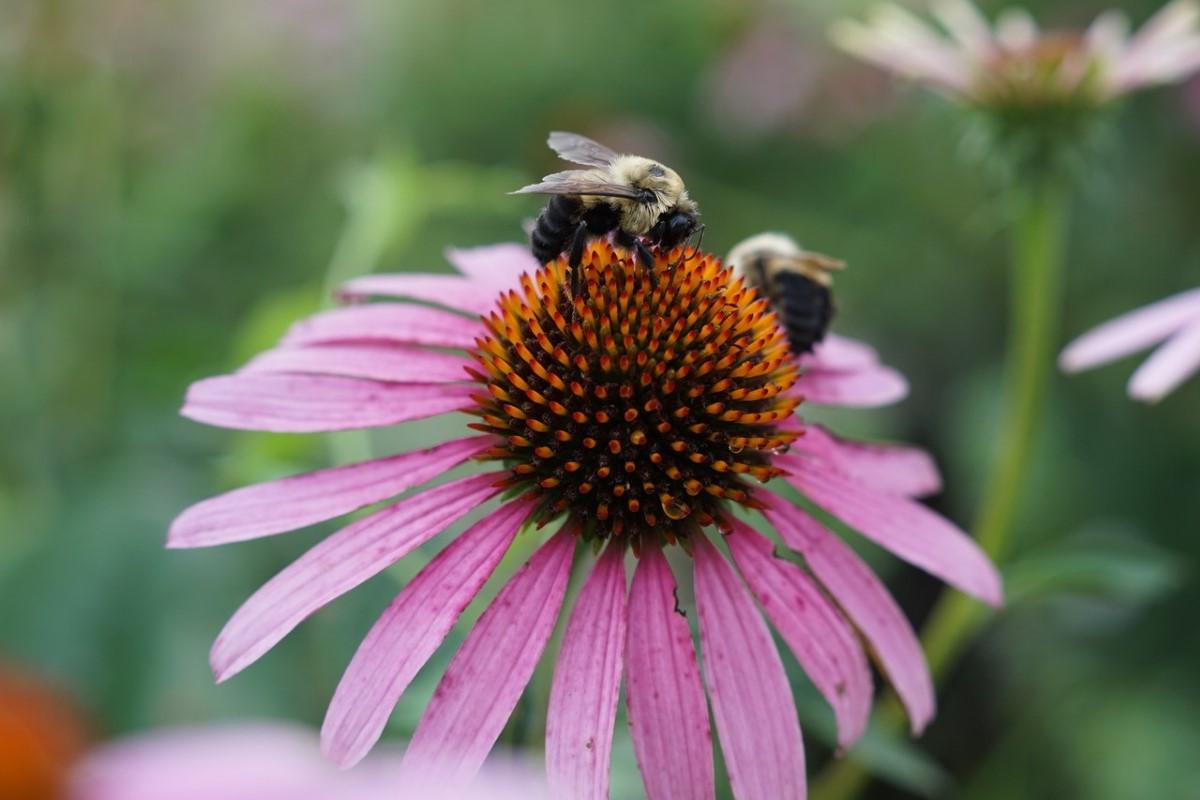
[445,243,539,290]
[625,547,714,800]
[283,304,484,350]
[545,545,627,800]
[169,436,491,548]
[243,345,472,384]
[786,425,942,498]
[402,531,575,787]
[1059,288,1200,373]
[793,363,909,407]
[210,472,502,683]
[181,374,473,433]
[786,466,1003,606]
[763,496,935,734]
[726,520,872,750]
[1128,320,1200,402]
[336,274,500,316]
[322,496,535,768]
[693,535,806,800]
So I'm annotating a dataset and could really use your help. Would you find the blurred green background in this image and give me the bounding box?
[2,0,1198,797]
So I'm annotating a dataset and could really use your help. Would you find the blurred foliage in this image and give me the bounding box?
[2,0,1199,798]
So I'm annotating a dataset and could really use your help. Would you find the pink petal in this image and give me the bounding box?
[693,535,806,800]
[182,374,474,433]
[243,344,472,384]
[763,495,935,733]
[210,472,502,682]
[806,334,881,371]
[1059,288,1200,373]
[283,304,484,350]
[322,496,536,768]
[793,363,909,407]
[725,520,872,750]
[786,425,942,498]
[930,0,995,56]
[625,547,714,800]
[1129,320,1200,402]
[545,545,627,800]
[445,243,540,290]
[402,530,575,786]
[787,465,1002,606]
[337,274,501,316]
[169,436,491,548]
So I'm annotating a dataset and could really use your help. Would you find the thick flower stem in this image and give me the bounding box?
[812,177,1070,800]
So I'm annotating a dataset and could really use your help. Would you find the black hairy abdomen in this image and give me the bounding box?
[531,195,582,264]
[775,273,834,355]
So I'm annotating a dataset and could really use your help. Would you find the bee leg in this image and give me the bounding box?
[566,222,589,319]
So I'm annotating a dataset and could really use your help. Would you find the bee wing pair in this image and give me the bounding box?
[511,132,640,199]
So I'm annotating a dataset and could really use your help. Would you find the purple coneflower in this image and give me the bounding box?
[1061,287,1200,402]
[171,242,1001,798]
[832,0,1200,109]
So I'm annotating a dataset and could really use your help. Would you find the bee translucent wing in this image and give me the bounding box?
[511,169,644,200]
[546,131,620,167]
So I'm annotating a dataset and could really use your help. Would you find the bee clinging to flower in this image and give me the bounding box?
[512,131,701,294]
[727,232,845,355]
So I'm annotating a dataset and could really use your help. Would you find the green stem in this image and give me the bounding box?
[812,177,1070,800]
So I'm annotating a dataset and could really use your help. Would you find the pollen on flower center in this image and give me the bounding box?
[467,242,801,548]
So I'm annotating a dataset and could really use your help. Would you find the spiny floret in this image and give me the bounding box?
[467,242,801,549]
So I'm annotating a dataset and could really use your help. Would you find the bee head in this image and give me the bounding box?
[611,156,698,236]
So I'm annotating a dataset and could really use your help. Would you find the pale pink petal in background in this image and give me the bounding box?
[322,496,535,768]
[793,362,909,407]
[1128,320,1200,402]
[545,544,628,800]
[446,244,540,292]
[786,467,1003,606]
[1060,289,1200,372]
[402,531,575,788]
[243,344,473,384]
[181,374,474,432]
[625,547,714,800]
[725,521,872,750]
[807,334,882,371]
[70,722,549,800]
[694,535,806,800]
[168,435,490,547]
[210,473,501,682]
[283,303,484,349]
[337,274,501,315]
[931,0,995,57]
[764,498,935,733]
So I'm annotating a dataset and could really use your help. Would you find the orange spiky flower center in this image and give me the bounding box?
[467,243,801,549]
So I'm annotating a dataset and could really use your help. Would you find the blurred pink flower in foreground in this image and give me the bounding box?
[1060,288,1200,402]
[70,722,545,800]
[832,0,1200,108]
[171,242,1001,799]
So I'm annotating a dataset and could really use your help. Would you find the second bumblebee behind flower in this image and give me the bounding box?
[727,232,845,356]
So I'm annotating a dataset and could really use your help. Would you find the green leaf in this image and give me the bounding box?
[1004,531,1185,607]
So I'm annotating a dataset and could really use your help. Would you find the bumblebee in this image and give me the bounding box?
[512,132,700,292]
[726,232,845,355]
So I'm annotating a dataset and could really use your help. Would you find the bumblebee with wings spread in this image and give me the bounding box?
[512,132,700,295]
